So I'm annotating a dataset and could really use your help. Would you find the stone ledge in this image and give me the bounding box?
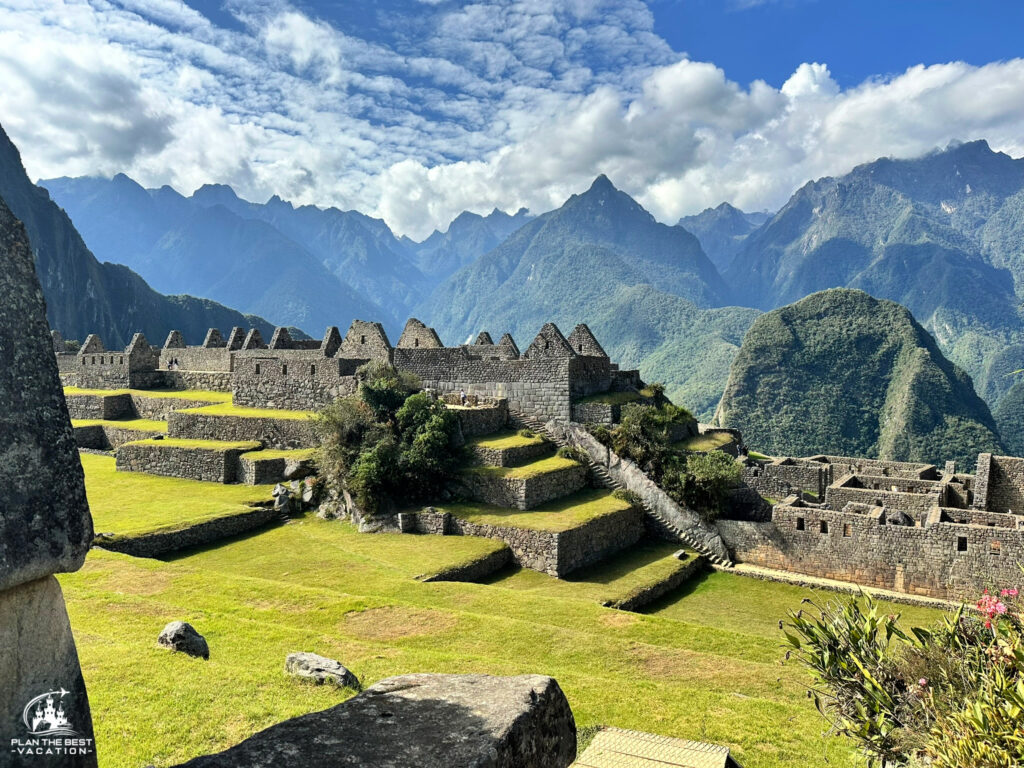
[94,506,277,558]
[172,674,576,768]
[461,461,588,510]
[116,440,261,483]
[168,411,317,449]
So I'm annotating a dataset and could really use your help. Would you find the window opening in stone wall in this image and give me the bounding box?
[843,523,852,538]
[99,356,104,364]
[310,364,316,375]
[820,520,829,534]
[361,335,366,344]
[796,517,805,531]
[119,356,124,365]
[255,363,261,375]
[957,536,968,552]
[91,356,96,364]
[81,358,85,366]
[282,364,288,375]
[414,338,419,347]
[991,541,1001,556]
[544,340,550,349]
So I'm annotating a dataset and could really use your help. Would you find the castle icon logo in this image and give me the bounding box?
[22,689,80,738]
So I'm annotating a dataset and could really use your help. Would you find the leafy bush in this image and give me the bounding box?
[611,488,643,507]
[783,590,1024,767]
[517,428,536,439]
[315,366,460,516]
[555,445,587,463]
[594,402,738,521]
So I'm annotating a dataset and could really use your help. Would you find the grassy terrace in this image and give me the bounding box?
[64,386,231,402]
[439,488,633,532]
[73,418,167,432]
[82,453,274,536]
[464,454,579,479]
[467,429,547,450]
[239,447,318,461]
[58,507,948,768]
[675,432,735,452]
[573,387,655,406]
[179,403,315,420]
[126,438,263,452]
[484,541,699,606]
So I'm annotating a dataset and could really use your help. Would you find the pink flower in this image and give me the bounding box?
[1000,588,1019,598]
[918,678,928,687]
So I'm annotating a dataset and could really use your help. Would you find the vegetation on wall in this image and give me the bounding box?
[314,362,461,516]
[783,591,1024,767]
[592,400,741,522]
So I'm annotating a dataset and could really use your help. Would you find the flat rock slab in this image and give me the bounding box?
[285,652,360,689]
[174,673,576,768]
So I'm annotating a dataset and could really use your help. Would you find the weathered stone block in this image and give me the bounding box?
[173,674,576,768]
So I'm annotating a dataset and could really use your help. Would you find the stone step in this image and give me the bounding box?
[460,455,588,510]
[431,488,646,577]
[116,438,262,484]
[467,429,554,467]
[167,404,317,449]
[72,418,167,451]
[238,448,318,486]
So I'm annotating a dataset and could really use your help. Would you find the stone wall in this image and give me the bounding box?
[158,346,233,372]
[232,355,362,410]
[825,476,942,520]
[163,370,233,392]
[717,500,1024,600]
[554,506,644,574]
[168,410,318,449]
[419,545,513,583]
[471,439,551,468]
[95,506,278,558]
[116,441,258,483]
[975,454,1024,514]
[571,401,619,425]
[460,463,588,510]
[611,554,705,611]
[396,347,576,422]
[238,452,316,486]
[454,400,509,437]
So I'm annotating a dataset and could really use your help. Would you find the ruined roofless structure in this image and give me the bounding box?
[56,318,642,422]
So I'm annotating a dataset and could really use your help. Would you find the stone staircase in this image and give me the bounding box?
[508,410,732,567]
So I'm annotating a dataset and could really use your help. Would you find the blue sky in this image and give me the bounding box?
[1,0,1023,237]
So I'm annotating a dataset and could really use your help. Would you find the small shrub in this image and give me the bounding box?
[517,428,536,439]
[611,488,643,507]
[556,445,587,463]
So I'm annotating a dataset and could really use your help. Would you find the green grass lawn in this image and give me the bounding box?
[676,432,735,452]
[64,387,232,402]
[467,429,547,450]
[73,418,167,432]
[439,488,635,532]
[179,403,315,420]
[125,438,263,452]
[239,447,318,461]
[483,541,699,606]
[464,454,579,479]
[59,512,949,768]
[574,389,645,406]
[82,453,274,536]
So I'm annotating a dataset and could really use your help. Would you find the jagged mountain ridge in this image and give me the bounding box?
[0,125,274,348]
[678,202,770,272]
[724,140,1024,408]
[714,289,1005,467]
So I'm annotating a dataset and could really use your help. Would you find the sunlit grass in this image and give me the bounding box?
[64,386,231,402]
[439,488,634,532]
[179,403,315,420]
[73,418,167,432]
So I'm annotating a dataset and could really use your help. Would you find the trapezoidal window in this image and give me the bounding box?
[990,541,1001,557]
[820,520,829,534]
[360,335,366,344]
[310,364,316,375]
[843,523,852,538]
[796,517,805,531]
[414,338,419,347]
[957,536,968,553]
[282,364,288,375]
[119,356,124,365]
[254,363,261,375]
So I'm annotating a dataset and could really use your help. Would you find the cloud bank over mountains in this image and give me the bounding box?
[3,0,1024,238]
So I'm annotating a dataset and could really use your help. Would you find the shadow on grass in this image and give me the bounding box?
[159,517,284,562]
[637,567,714,614]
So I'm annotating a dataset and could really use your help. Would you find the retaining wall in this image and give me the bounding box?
[94,507,278,558]
[168,411,317,449]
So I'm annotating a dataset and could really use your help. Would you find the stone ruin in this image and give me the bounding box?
[720,451,1024,600]
[56,317,645,424]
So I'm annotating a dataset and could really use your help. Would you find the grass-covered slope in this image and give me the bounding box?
[59,514,945,768]
[714,289,1005,466]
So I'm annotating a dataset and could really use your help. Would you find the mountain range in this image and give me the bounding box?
[24,132,1024,457]
[0,124,273,349]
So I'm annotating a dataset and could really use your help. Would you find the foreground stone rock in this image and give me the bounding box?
[0,195,97,765]
[285,652,360,689]
[174,674,576,767]
[158,622,210,660]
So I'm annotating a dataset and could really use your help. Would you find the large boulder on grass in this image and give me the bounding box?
[158,621,209,659]
[172,673,576,768]
[285,652,360,690]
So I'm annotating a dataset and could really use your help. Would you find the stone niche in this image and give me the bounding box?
[0,196,97,765]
